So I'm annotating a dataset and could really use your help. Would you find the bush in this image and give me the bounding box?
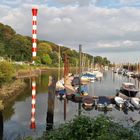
[0,61,15,86]
[40,115,139,140]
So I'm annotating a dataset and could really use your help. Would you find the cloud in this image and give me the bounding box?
[1,0,140,8]
[0,2,140,63]
[0,0,47,6]
[48,0,95,6]
[120,0,140,4]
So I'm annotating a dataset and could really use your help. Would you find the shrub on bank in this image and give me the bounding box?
[0,61,15,86]
[25,115,139,140]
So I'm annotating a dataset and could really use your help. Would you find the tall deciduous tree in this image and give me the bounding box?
[8,34,31,61]
[0,42,5,56]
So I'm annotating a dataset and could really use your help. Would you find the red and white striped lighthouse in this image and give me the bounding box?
[32,8,38,64]
[30,78,36,129]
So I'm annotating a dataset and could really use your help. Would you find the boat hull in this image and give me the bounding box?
[131,97,140,109]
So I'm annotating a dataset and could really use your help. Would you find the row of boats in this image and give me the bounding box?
[55,72,140,112]
[114,67,140,79]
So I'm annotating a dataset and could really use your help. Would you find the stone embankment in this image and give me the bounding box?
[0,79,27,110]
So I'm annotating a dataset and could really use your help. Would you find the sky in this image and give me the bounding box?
[0,0,140,63]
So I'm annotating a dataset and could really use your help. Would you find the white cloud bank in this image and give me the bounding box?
[0,1,140,62]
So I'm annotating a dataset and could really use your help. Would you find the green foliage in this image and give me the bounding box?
[0,22,111,67]
[49,51,59,66]
[24,136,33,140]
[0,61,15,86]
[133,121,140,138]
[94,56,110,66]
[0,42,5,56]
[38,42,52,56]
[41,115,139,140]
[41,54,52,65]
[0,23,15,42]
[8,34,31,61]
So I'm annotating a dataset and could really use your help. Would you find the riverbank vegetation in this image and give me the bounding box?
[0,22,111,67]
[24,115,140,140]
[0,61,28,109]
[0,61,15,87]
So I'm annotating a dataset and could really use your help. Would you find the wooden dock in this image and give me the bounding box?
[16,69,41,79]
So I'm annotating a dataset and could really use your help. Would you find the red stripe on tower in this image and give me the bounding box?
[32,8,38,64]
[30,78,36,129]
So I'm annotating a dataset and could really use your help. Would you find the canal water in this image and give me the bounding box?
[3,69,140,140]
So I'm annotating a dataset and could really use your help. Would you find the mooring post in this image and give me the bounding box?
[64,98,67,121]
[0,111,3,140]
[46,76,56,131]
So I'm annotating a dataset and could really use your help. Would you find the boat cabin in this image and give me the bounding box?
[120,82,139,97]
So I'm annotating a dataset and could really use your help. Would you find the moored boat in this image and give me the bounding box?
[82,96,94,107]
[114,96,125,108]
[124,100,135,111]
[118,82,139,97]
[73,92,89,103]
[92,70,103,78]
[56,79,65,91]
[56,89,66,99]
[96,96,113,111]
[82,104,94,111]
[131,97,140,109]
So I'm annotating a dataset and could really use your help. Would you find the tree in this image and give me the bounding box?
[49,51,59,66]
[0,61,15,86]
[8,34,31,61]
[0,42,5,56]
[94,56,110,66]
[38,42,52,56]
[41,54,52,65]
[0,23,15,43]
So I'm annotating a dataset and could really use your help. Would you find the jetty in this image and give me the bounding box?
[16,69,41,79]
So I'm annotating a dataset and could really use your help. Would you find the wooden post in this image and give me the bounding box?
[46,76,56,130]
[64,98,67,121]
[0,111,3,140]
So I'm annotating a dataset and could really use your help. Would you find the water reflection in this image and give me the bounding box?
[30,77,36,129]
[3,70,140,139]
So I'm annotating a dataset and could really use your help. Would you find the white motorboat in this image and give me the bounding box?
[119,82,139,97]
[92,70,103,78]
[114,96,125,108]
[131,97,140,109]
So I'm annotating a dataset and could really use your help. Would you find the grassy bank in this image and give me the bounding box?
[0,79,27,109]
[0,61,29,109]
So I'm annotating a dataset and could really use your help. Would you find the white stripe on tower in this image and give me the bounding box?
[30,78,36,129]
[32,8,38,64]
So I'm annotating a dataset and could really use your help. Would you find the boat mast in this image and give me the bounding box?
[78,44,82,116]
[58,45,61,80]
